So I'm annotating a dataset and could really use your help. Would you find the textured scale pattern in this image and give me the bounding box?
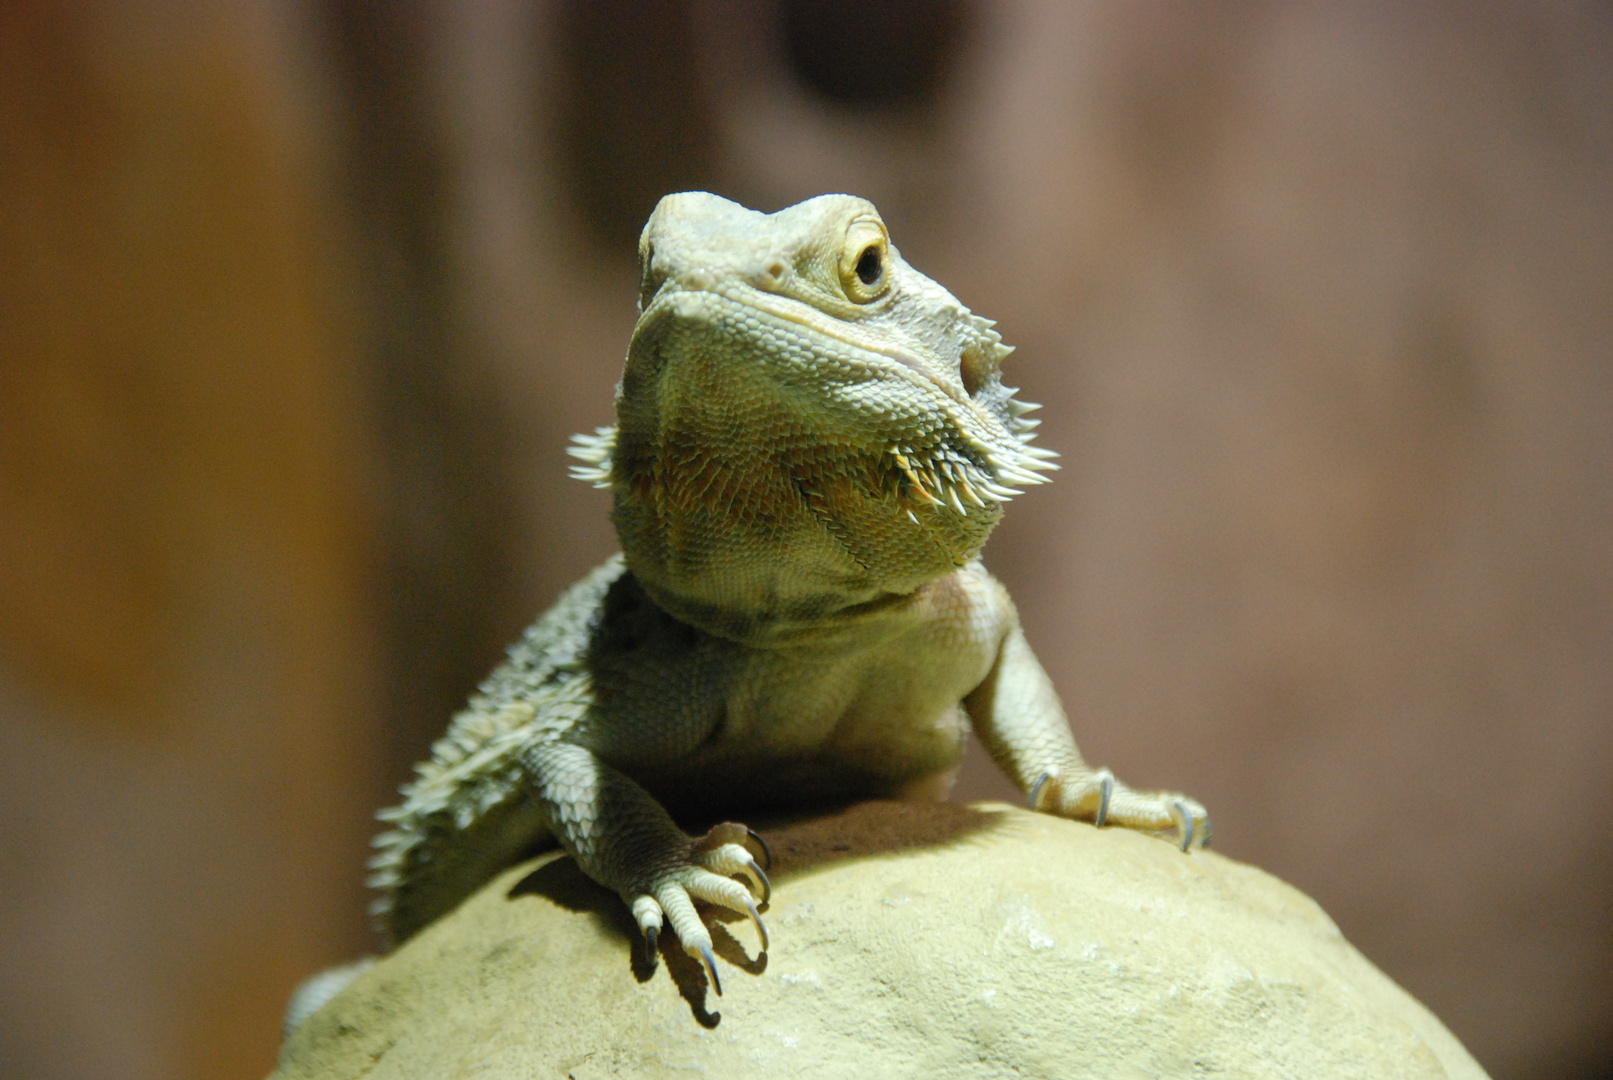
[360,192,1208,998]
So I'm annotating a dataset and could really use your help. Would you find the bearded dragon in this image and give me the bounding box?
[363,192,1208,999]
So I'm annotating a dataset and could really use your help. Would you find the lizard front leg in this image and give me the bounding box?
[963,624,1210,849]
[522,740,769,994]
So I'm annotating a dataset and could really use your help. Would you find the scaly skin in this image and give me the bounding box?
[366,192,1209,996]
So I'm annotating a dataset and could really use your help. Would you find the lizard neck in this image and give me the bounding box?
[611,449,974,645]
[628,567,928,646]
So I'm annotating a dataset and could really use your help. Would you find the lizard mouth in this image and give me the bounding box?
[644,282,968,407]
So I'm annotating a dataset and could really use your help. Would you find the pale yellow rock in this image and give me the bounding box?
[274,803,1488,1080]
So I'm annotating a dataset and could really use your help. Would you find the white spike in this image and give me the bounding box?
[567,426,617,487]
[947,487,967,515]
[567,465,613,489]
[906,509,921,526]
[997,460,1043,480]
[566,425,617,462]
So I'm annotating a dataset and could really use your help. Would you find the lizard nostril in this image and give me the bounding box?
[757,260,789,289]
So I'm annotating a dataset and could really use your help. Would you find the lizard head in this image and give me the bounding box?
[569,192,1055,641]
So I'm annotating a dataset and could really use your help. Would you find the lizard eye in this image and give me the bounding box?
[855,245,882,285]
[839,216,890,303]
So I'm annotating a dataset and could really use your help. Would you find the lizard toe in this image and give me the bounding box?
[630,894,665,963]
[681,868,769,952]
[1033,768,1209,852]
[693,840,771,904]
[650,880,719,992]
[1033,767,1116,823]
[1170,797,1211,851]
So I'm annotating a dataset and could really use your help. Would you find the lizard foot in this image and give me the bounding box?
[1030,769,1211,851]
[629,822,770,996]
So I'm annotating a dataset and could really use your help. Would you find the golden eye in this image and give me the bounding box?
[839,216,890,302]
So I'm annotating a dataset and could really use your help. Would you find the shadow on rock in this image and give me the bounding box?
[752,799,1010,878]
[501,799,1009,1026]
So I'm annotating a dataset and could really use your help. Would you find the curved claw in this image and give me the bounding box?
[744,857,772,905]
[745,827,773,871]
[1028,772,1052,811]
[741,894,769,952]
[631,893,664,961]
[1094,773,1114,828]
[697,943,722,997]
[1173,799,1195,852]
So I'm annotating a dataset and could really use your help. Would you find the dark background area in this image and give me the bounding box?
[2,2,1610,1078]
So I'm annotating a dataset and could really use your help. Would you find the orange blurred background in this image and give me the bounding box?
[2,3,1609,1078]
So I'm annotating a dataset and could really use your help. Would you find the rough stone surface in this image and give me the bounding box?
[273,803,1488,1079]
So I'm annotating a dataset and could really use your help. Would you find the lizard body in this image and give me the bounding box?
[366,192,1208,994]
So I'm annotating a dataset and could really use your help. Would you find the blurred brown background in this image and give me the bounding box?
[2,2,1609,1078]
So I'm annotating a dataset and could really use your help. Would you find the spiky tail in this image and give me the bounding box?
[367,707,554,946]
